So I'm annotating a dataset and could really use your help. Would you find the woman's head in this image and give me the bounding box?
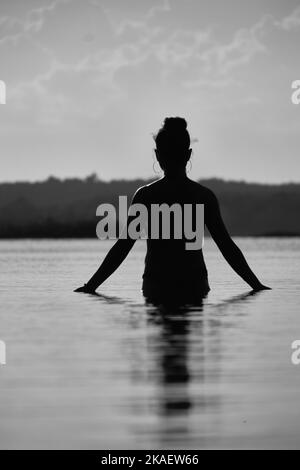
[154,117,192,173]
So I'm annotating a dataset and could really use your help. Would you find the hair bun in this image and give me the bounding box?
[163,117,187,132]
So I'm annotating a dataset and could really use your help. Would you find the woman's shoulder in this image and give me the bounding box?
[132,181,155,203]
[134,178,164,197]
[133,179,219,206]
[188,180,218,203]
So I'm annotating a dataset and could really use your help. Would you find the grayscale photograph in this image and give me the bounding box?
[0,0,300,454]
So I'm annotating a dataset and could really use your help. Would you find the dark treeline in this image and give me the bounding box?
[0,174,299,238]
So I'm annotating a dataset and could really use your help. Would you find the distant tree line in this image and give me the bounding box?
[0,174,299,238]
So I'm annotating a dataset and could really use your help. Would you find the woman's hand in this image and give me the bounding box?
[74,284,96,294]
[252,282,272,291]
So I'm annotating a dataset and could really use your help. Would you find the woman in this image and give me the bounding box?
[75,117,270,303]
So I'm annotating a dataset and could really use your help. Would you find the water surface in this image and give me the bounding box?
[0,238,299,449]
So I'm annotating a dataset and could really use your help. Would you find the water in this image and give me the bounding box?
[0,238,299,449]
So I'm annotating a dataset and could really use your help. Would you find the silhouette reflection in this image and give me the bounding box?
[147,303,196,416]
[87,288,264,446]
[142,290,261,446]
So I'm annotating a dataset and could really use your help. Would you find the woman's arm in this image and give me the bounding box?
[75,238,136,293]
[75,187,146,293]
[205,190,270,291]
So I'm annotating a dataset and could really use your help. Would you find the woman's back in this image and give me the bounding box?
[139,175,212,301]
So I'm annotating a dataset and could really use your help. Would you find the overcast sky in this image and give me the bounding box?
[0,0,300,183]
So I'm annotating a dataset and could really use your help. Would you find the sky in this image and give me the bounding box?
[0,0,300,183]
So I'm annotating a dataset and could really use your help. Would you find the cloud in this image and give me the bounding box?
[4,0,300,129]
[10,54,127,126]
[0,0,67,44]
[25,0,70,33]
[103,0,170,36]
[278,6,300,31]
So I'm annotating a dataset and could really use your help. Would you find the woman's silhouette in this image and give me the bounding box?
[75,117,270,302]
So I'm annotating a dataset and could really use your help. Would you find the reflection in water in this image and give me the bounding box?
[139,291,260,447]
[145,301,203,447]
[80,288,263,448]
[90,289,262,448]
[147,303,196,416]
[147,300,205,446]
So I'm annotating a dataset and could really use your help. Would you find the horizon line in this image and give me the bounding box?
[0,174,300,187]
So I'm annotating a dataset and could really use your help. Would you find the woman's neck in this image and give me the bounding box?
[163,168,187,179]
